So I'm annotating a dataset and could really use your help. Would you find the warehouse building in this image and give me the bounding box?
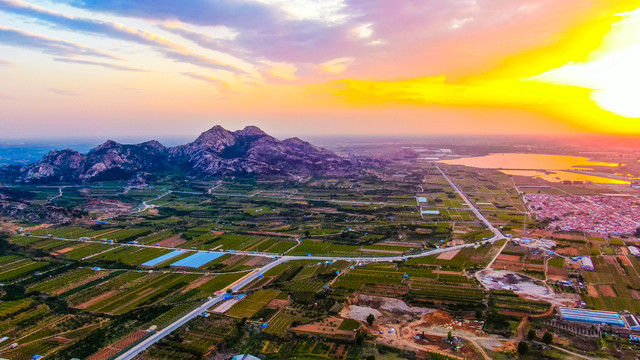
[559,308,625,327]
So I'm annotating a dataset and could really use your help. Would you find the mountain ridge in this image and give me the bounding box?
[0,125,370,184]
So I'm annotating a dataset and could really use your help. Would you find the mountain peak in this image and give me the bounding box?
[236,125,267,137]
[95,139,121,151]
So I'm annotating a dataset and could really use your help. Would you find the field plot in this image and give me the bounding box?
[75,272,202,315]
[64,243,116,260]
[288,240,360,256]
[264,311,305,336]
[103,228,153,242]
[0,258,50,282]
[226,289,280,318]
[0,302,106,360]
[138,314,237,360]
[184,272,248,300]
[28,268,111,295]
[91,246,173,265]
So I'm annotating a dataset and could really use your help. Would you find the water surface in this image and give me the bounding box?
[440,153,629,184]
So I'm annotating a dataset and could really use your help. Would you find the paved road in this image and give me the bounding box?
[436,166,502,238]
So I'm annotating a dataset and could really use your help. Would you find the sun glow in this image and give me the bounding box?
[532,8,640,118]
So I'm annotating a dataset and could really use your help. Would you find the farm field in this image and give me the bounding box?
[3,157,640,360]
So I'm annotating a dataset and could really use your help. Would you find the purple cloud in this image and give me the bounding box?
[0,25,119,59]
[53,57,148,72]
[0,0,243,72]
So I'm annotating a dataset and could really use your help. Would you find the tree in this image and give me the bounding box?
[447,331,453,342]
[366,313,375,326]
[517,341,529,356]
[542,331,553,345]
[527,329,537,341]
[366,356,375,360]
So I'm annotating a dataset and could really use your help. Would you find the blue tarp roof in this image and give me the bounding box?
[141,250,186,267]
[171,251,225,268]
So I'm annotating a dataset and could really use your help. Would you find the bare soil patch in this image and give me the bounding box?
[555,247,579,256]
[267,298,289,309]
[433,270,464,276]
[87,330,148,360]
[599,284,616,297]
[437,249,459,260]
[243,256,269,266]
[619,256,633,266]
[181,275,213,293]
[76,290,120,309]
[546,266,568,281]
[358,248,402,254]
[157,235,185,247]
[586,285,599,298]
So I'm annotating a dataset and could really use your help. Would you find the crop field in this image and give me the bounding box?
[136,230,177,245]
[283,280,325,293]
[102,228,153,242]
[406,244,495,269]
[28,268,108,295]
[30,227,94,238]
[71,272,201,315]
[0,300,107,360]
[264,311,305,336]
[185,233,266,252]
[489,290,551,314]
[0,298,35,318]
[288,240,360,256]
[226,289,280,318]
[184,272,248,299]
[64,243,116,260]
[91,246,173,265]
[0,258,49,282]
[140,314,237,360]
[581,255,640,313]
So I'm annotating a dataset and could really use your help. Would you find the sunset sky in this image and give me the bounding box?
[1,0,639,139]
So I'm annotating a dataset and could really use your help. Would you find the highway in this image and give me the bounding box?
[436,166,503,238]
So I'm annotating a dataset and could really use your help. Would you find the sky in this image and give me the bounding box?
[0,0,639,139]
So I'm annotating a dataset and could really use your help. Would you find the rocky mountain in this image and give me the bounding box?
[0,125,368,184]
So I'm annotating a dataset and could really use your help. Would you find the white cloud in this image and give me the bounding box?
[255,0,349,24]
[320,57,353,73]
[261,60,297,80]
[450,18,473,30]
[354,23,373,38]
